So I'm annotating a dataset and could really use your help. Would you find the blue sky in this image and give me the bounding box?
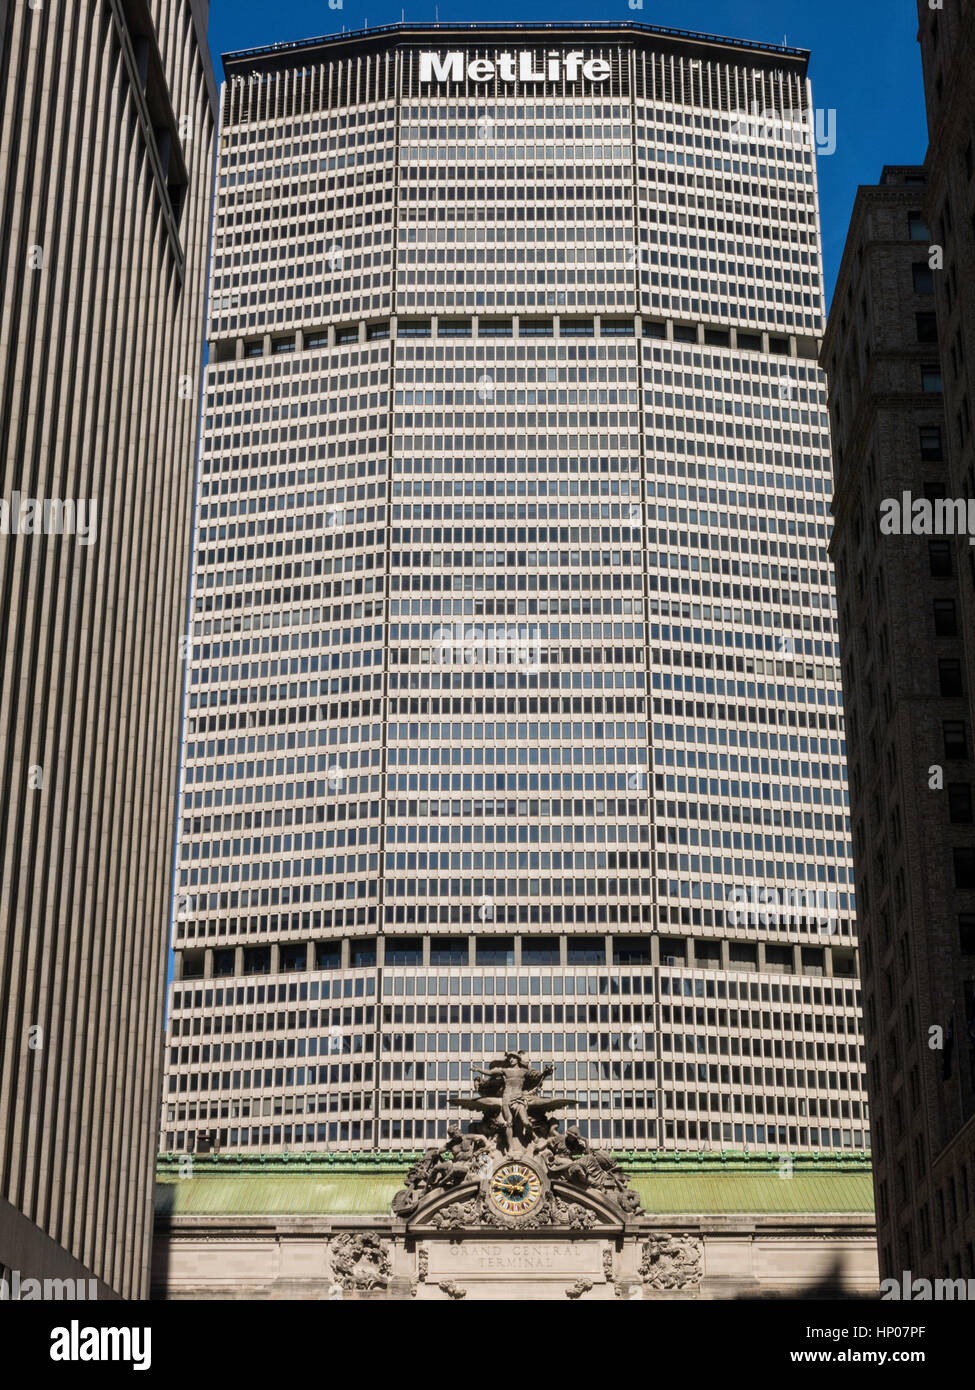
[207,0,929,301]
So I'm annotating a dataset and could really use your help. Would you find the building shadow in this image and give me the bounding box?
[734,1255,879,1300]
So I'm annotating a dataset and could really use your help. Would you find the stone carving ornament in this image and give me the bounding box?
[429,1197,484,1230]
[566,1279,594,1299]
[390,1051,645,1226]
[639,1234,703,1291]
[329,1232,392,1291]
[536,1123,644,1215]
[467,1054,559,1153]
[428,1190,598,1232]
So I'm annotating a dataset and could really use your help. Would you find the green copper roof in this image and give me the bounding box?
[624,1152,874,1214]
[156,1173,404,1216]
[155,1152,874,1218]
[627,1171,874,1214]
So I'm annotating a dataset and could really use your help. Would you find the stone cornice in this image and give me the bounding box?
[156,1148,872,1177]
[822,178,929,361]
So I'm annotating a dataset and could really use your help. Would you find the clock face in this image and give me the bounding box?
[488,1162,542,1217]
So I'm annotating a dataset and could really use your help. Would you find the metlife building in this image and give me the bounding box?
[162,22,864,1162]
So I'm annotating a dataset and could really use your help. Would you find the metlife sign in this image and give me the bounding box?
[418,50,612,85]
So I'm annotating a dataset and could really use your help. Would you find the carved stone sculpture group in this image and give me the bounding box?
[391,1051,643,1224]
[324,1058,707,1297]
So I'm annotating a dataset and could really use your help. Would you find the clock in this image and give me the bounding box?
[488,1161,543,1217]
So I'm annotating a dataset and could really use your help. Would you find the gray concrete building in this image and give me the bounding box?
[162,22,867,1173]
[0,0,215,1298]
[824,0,975,1285]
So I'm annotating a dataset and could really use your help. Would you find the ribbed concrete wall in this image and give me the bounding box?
[0,0,213,1298]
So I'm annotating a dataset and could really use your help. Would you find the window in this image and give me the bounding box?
[922,365,944,392]
[475,937,514,966]
[385,937,422,966]
[908,212,930,241]
[934,599,958,635]
[659,937,687,964]
[939,659,963,696]
[916,313,938,344]
[948,784,973,823]
[613,938,652,965]
[960,914,975,954]
[913,263,935,294]
[697,939,724,965]
[953,848,975,889]
[566,937,606,965]
[929,540,953,576]
[944,721,968,759]
[737,332,761,351]
[243,946,271,974]
[271,336,295,353]
[429,937,469,966]
[522,936,560,966]
[920,426,943,460]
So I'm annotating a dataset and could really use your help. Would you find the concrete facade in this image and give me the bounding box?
[163,22,866,1173]
[0,0,214,1297]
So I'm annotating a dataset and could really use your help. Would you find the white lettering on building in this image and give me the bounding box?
[418,50,611,84]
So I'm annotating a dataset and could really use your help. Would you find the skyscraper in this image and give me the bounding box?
[826,1,975,1283]
[0,0,214,1298]
[914,8,975,1276]
[824,164,963,1282]
[163,22,865,1167]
